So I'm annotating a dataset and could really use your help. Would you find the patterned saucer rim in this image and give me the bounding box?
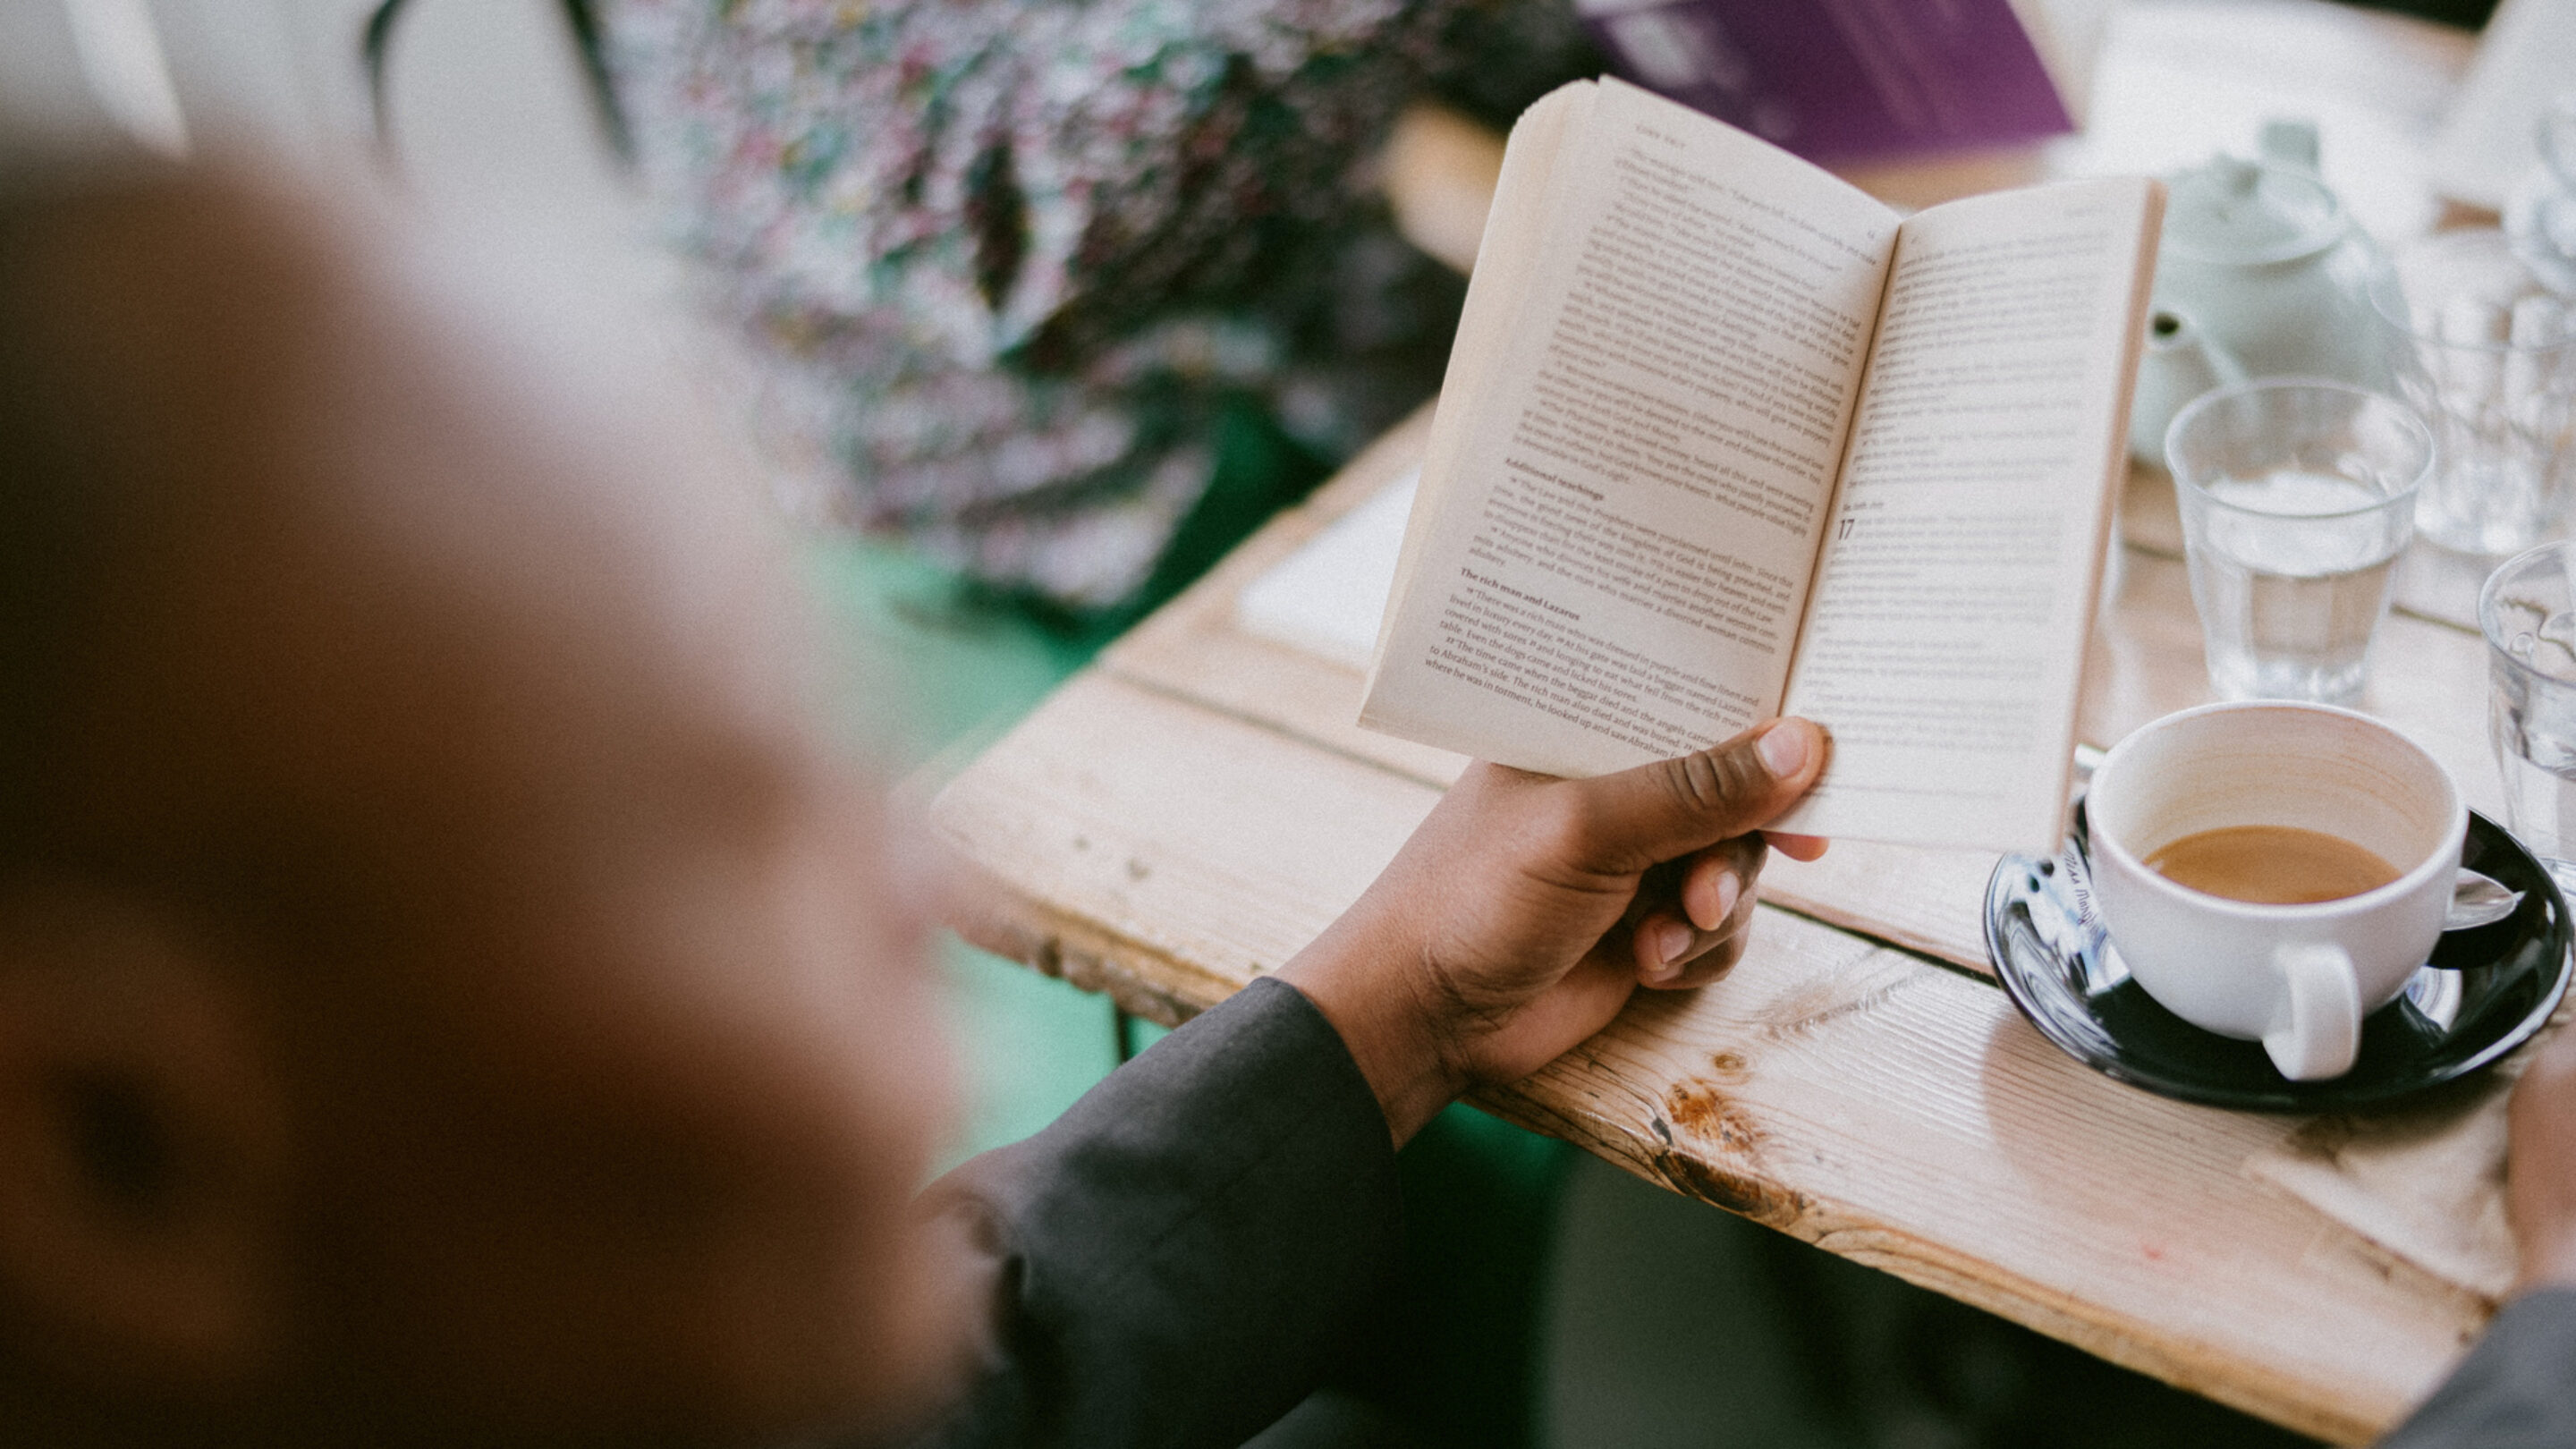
[1982,808,2573,1113]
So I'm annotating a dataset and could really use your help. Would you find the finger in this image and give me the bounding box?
[1634,911,1698,983]
[1559,717,1829,873]
[1763,831,1829,862]
[1633,905,1756,988]
[1640,848,1765,986]
[1681,836,1764,931]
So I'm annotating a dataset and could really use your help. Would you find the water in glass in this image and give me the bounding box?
[2186,469,2404,704]
[2485,545,2576,868]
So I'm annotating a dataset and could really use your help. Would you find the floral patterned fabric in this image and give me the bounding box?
[602,0,1593,607]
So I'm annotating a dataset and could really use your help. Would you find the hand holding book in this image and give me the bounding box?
[1277,716,1827,1145]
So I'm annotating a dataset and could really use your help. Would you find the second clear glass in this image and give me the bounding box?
[2165,380,2434,705]
[2371,230,2576,556]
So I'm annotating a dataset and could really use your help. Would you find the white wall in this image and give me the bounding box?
[7,0,633,226]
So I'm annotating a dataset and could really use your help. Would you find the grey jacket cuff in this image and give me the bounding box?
[905,977,1403,1449]
[2378,1287,2576,1449]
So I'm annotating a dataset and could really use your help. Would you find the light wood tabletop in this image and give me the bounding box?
[921,5,2530,1441]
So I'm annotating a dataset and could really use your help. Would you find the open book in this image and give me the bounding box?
[1357,79,2161,852]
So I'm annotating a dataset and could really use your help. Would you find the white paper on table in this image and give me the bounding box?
[1234,469,1419,671]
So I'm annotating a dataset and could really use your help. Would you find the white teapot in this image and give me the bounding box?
[2129,122,2389,463]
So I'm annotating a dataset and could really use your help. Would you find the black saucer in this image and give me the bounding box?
[1984,806,2572,1112]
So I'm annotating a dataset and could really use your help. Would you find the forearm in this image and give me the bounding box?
[902,978,1402,1449]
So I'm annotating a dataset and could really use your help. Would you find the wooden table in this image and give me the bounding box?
[929,405,2506,1444]
[924,6,2520,1441]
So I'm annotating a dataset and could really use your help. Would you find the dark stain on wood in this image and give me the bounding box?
[1665,1080,1765,1154]
[1652,1148,1807,1225]
[1125,857,1151,881]
[1652,1076,1801,1224]
[1706,1049,1750,1083]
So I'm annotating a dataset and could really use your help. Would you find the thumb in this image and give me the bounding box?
[1558,718,1827,872]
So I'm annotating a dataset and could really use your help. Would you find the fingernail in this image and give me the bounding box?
[1656,919,1694,966]
[1710,872,1741,924]
[1758,720,1809,776]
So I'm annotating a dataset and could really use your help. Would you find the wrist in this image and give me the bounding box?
[1276,919,1470,1147]
[2517,1225,2576,1296]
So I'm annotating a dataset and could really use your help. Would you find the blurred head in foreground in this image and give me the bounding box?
[0,162,962,1446]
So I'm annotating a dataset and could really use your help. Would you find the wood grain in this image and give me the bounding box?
[927,668,2491,1444]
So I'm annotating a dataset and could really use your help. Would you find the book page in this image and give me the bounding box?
[1368,82,1594,684]
[1361,79,1900,778]
[1773,176,2160,851]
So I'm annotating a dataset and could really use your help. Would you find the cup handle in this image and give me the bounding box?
[2262,942,2362,1080]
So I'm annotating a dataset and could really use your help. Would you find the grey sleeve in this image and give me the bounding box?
[901,977,1404,1449]
[2377,1289,2576,1449]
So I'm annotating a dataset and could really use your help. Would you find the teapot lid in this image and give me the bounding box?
[2163,155,2346,265]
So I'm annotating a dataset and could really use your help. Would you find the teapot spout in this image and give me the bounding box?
[2130,309,2250,466]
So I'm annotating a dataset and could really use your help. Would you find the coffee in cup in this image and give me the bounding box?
[2141,824,2401,904]
[2086,701,2466,1080]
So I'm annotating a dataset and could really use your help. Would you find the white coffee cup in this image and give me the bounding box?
[2087,701,2466,1080]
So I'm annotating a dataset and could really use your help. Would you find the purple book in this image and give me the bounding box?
[1578,0,2075,164]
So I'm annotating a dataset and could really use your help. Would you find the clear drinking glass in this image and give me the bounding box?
[2371,230,2576,556]
[2166,380,2434,705]
[2481,540,2576,875]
